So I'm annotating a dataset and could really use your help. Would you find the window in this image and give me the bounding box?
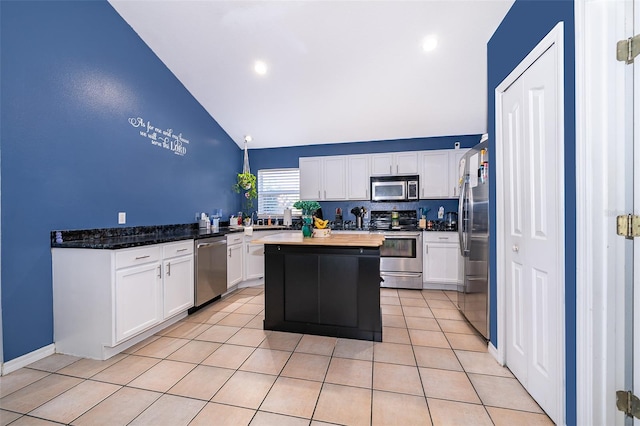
[257,168,301,216]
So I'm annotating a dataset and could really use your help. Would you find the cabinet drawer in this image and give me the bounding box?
[115,246,162,269]
[163,240,194,259]
[227,232,244,246]
[423,232,458,243]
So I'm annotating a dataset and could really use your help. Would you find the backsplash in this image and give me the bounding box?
[316,199,459,222]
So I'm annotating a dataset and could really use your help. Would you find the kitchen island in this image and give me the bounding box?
[251,232,385,341]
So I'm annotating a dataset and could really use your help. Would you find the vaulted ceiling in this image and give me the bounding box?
[109,1,514,149]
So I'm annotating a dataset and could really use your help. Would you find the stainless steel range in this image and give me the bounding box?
[370,210,423,289]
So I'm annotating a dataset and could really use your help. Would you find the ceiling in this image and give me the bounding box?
[109,1,514,149]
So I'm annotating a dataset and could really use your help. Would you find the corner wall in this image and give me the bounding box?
[0,1,241,361]
[487,0,576,423]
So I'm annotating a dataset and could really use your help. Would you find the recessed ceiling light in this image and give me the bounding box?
[254,60,268,75]
[422,35,438,52]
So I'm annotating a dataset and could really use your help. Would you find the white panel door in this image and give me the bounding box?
[503,76,528,383]
[502,43,561,423]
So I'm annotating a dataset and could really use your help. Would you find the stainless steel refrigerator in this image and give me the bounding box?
[457,135,489,339]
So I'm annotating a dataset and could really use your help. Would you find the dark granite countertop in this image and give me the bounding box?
[50,223,244,250]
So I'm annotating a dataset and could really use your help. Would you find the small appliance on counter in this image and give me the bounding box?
[350,206,367,229]
[334,208,343,228]
[444,212,458,231]
[283,208,292,226]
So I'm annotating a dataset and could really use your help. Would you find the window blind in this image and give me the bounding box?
[257,168,301,215]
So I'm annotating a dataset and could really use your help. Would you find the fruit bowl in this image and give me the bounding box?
[312,228,331,238]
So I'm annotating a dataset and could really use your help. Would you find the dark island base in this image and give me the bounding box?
[263,243,382,342]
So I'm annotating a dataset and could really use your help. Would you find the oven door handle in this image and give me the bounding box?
[383,233,422,238]
[380,272,422,277]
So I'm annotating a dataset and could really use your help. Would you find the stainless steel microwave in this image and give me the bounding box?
[370,175,419,202]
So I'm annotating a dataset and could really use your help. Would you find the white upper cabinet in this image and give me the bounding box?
[418,149,469,199]
[347,155,370,200]
[299,149,464,202]
[299,156,346,201]
[394,152,419,175]
[322,156,347,200]
[370,152,418,176]
[448,149,468,198]
[299,157,323,200]
[419,151,449,199]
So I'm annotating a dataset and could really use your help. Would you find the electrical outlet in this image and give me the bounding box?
[454,141,460,149]
[118,212,126,224]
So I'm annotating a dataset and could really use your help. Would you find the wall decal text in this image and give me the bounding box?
[128,117,190,157]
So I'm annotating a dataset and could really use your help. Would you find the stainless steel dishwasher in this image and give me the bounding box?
[193,236,227,310]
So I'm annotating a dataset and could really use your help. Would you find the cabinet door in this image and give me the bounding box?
[394,152,418,175]
[227,243,244,288]
[323,156,347,200]
[419,151,449,198]
[347,155,370,200]
[163,255,194,318]
[423,243,460,284]
[370,154,394,176]
[244,242,265,281]
[299,157,323,200]
[449,149,468,198]
[115,262,162,343]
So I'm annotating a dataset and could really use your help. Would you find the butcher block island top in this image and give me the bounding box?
[251,232,385,247]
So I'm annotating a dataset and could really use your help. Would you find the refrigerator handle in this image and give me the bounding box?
[458,177,467,255]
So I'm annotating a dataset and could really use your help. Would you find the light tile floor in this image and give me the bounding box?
[0,286,555,425]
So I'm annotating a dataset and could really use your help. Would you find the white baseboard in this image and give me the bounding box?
[2,344,55,375]
[488,342,504,365]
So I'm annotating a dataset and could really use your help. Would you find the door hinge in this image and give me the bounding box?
[616,214,640,239]
[616,390,640,419]
[617,34,640,64]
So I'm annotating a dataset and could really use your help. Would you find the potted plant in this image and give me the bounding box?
[233,172,257,221]
[293,200,321,237]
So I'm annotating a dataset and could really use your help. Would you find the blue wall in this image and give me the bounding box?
[0,1,242,361]
[250,134,480,169]
[487,1,575,424]
[250,134,481,220]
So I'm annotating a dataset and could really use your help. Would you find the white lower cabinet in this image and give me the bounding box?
[162,242,195,318]
[115,262,162,343]
[52,240,194,360]
[242,230,290,282]
[244,241,265,281]
[227,233,244,288]
[423,232,460,288]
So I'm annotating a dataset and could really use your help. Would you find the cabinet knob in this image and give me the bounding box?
[512,245,519,253]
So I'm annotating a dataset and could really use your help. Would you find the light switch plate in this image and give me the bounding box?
[118,212,126,224]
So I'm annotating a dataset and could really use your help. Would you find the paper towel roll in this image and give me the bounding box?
[283,208,292,226]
